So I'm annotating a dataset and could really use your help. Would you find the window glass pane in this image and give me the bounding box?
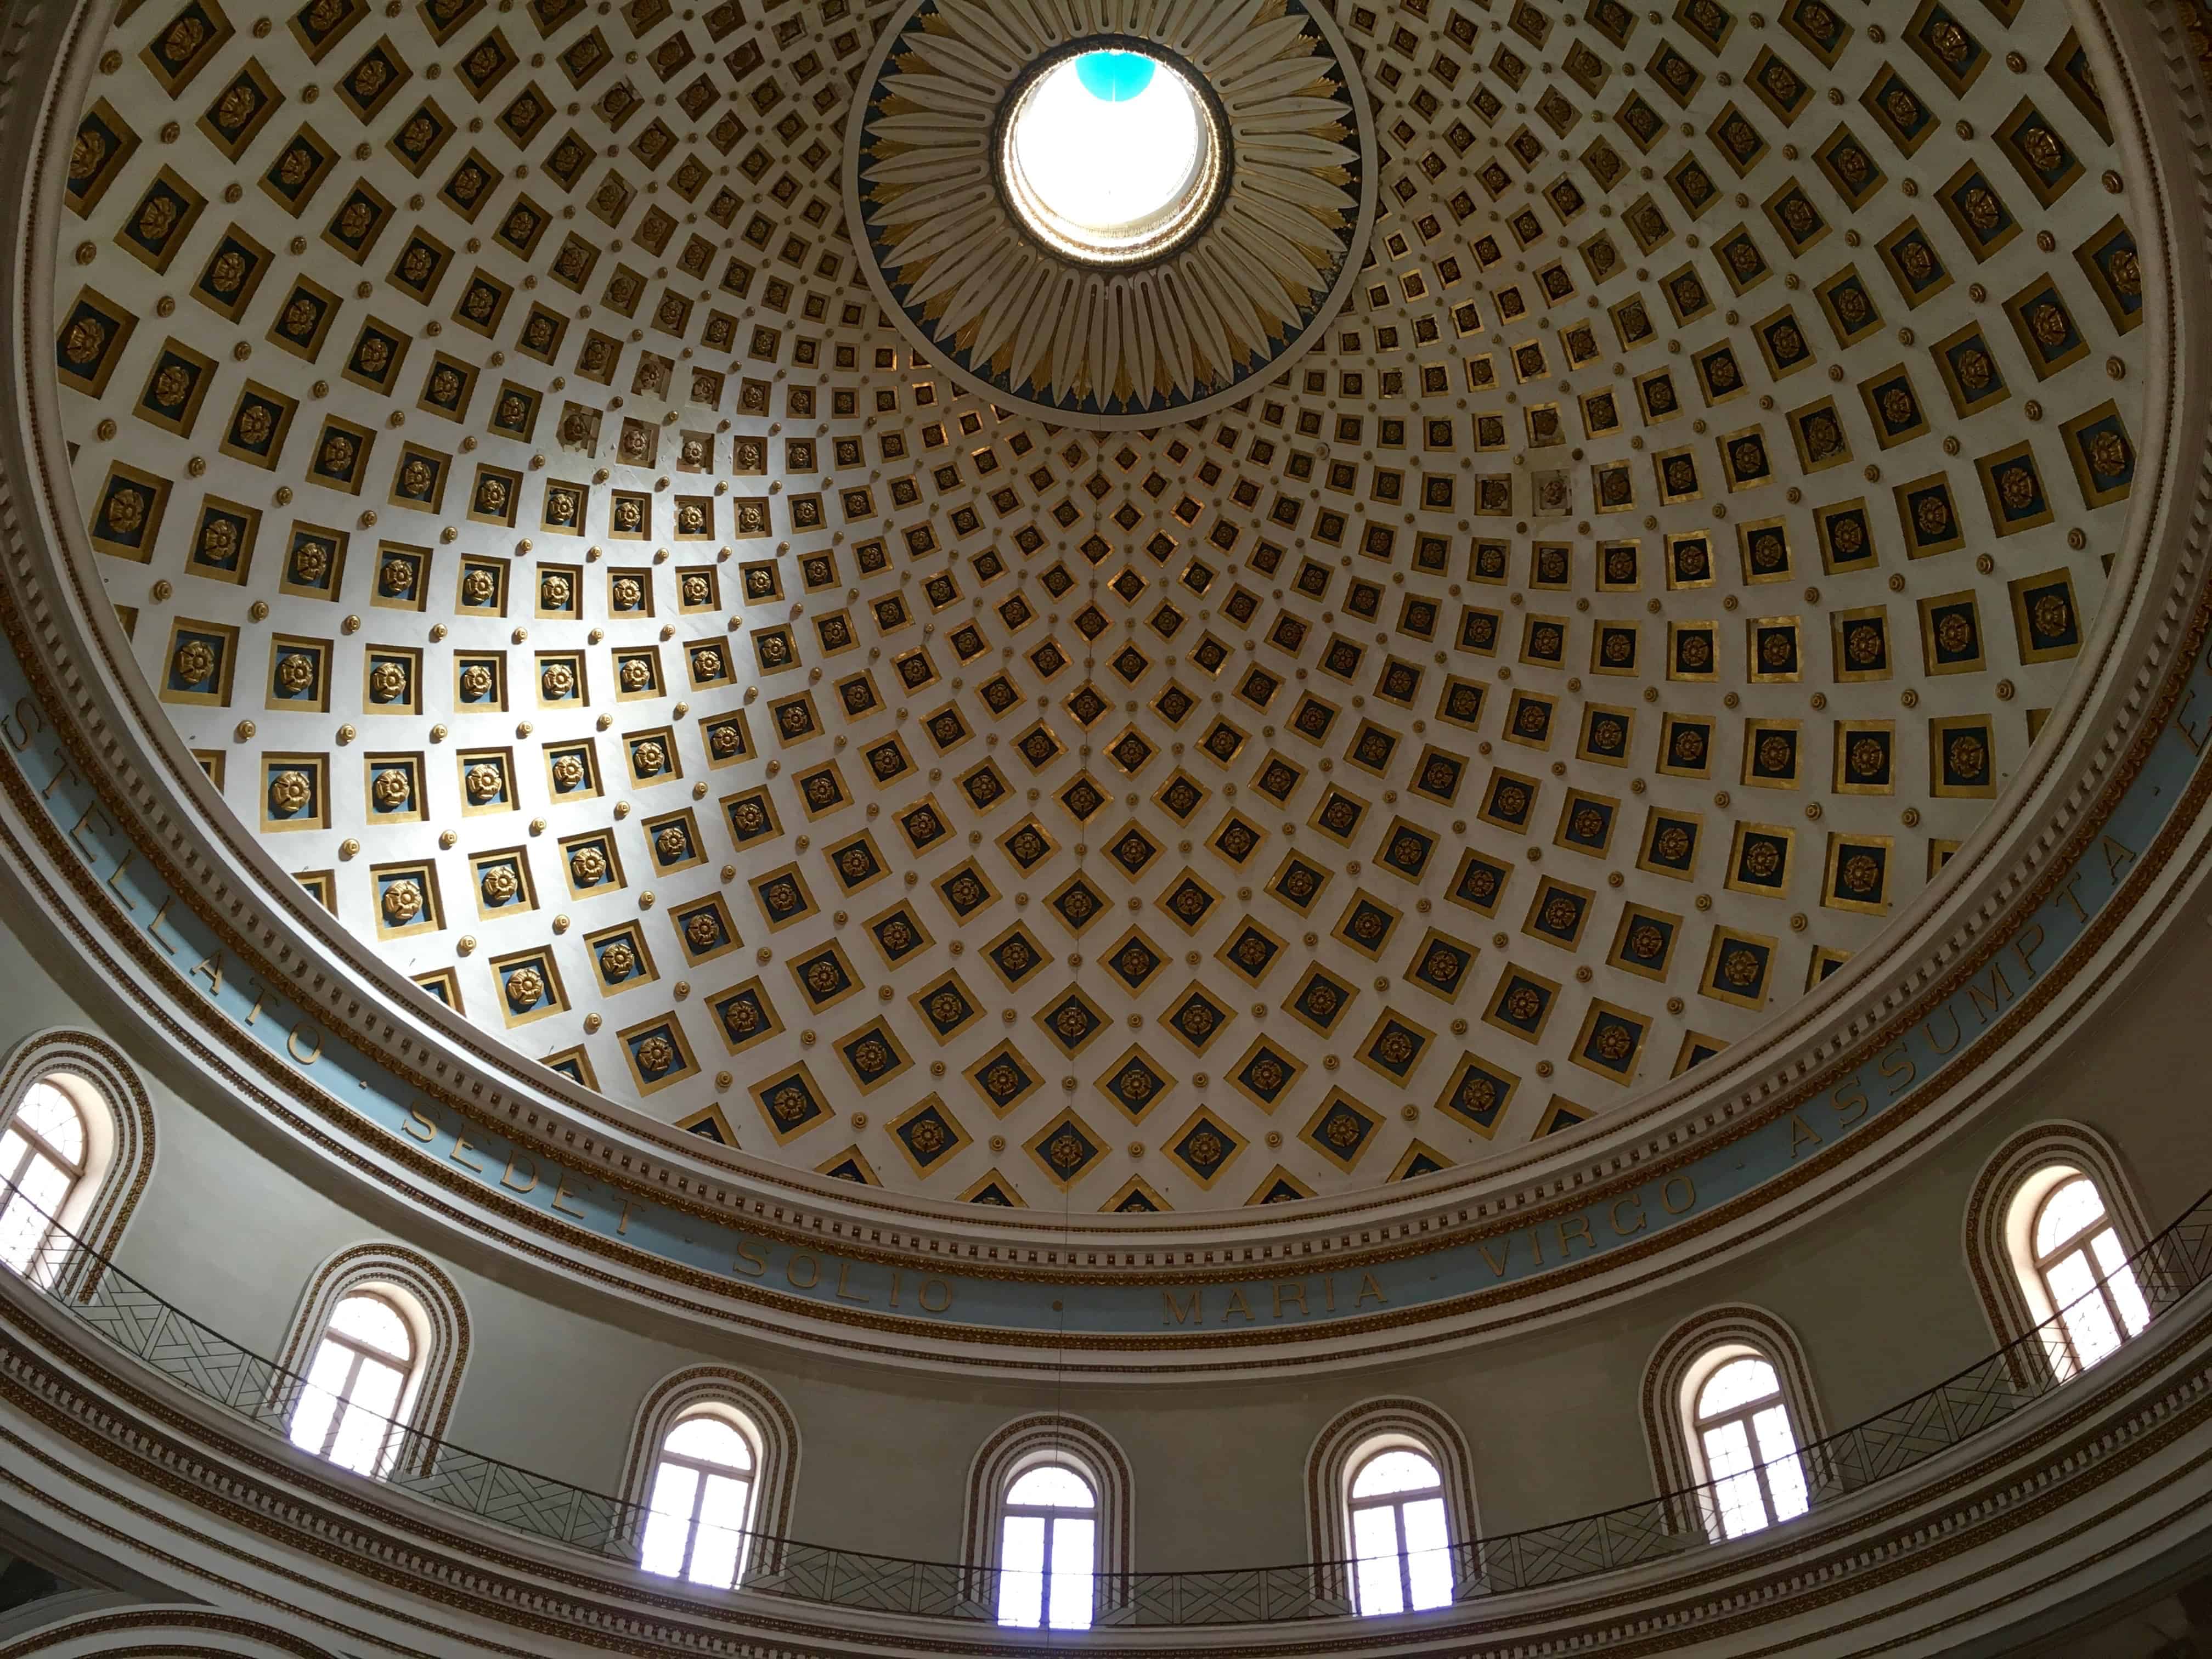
[1007,1464,1093,1508]
[1750,1405,1809,1521]
[1700,1418,1755,1481]
[2049,1248,2124,1367]
[327,1398,392,1475]
[1748,1403,1798,1462]
[698,1469,753,1572]
[328,1293,413,1361]
[1350,1448,1441,1498]
[1701,1421,1770,1537]
[348,1353,404,1419]
[16,1153,70,1215]
[0,1167,61,1274]
[2035,1175,2104,1256]
[2090,1229,2152,1334]
[689,1471,749,1587]
[1047,1515,1095,1629]
[0,1127,26,1180]
[287,1338,352,1455]
[1696,1356,1780,1419]
[1401,1494,1452,1610]
[666,1414,753,1469]
[328,1355,404,1474]
[18,1083,84,1165]
[997,1514,1046,1627]
[641,1463,701,1577]
[699,1470,752,1529]
[1711,1467,1770,1538]
[1351,1504,1404,1615]
[2045,1245,2097,1307]
[0,1204,36,1275]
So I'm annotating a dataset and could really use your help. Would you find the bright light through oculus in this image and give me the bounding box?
[1001,48,1222,266]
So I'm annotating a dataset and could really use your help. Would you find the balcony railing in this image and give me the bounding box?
[2,1178,2208,1626]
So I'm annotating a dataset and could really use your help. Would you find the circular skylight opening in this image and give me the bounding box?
[1000,47,1224,266]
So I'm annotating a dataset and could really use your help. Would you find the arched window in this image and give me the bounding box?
[962,1416,1131,1629]
[0,1036,156,1296]
[1347,1446,1452,1615]
[619,1367,799,1579]
[0,1080,87,1283]
[2026,1172,2150,1376]
[640,1410,760,1588]
[1967,1130,2157,1381]
[1643,1308,1827,1543]
[996,1462,1097,1629]
[1687,1351,1809,1539]
[287,1290,417,1476]
[274,1245,467,1476]
[1305,1400,1477,1617]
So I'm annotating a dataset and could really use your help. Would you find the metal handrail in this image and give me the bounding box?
[1,1176,2207,1626]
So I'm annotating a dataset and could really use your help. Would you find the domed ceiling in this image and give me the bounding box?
[51,0,2146,1214]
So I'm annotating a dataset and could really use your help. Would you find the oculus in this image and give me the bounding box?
[998,49,1223,267]
[849,0,1374,425]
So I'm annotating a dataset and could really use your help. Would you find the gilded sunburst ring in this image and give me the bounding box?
[847,0,1377,428]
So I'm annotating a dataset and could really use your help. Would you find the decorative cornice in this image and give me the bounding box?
[0,1606,345,1659]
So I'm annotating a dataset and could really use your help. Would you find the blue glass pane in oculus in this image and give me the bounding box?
[1076,50,1155,103]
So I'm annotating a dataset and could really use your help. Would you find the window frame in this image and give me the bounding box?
[0,1035,155,1299]
[961,1414,1132,1623]
[1641,1307,1829,1543]
[1304,1399,1477,1617]
[2019,1169,2151,1376]
[1967,1126,2155,1383]
[640,1406,764,1588]
[0,1077,91,1283]
[287,1288,422,1476]
[994,1457,1100,1629]
[1344,1442,1453,1616]
[272,1244,469,1477]
[1682,1347,1810,1539]
[618,1366,800,1581]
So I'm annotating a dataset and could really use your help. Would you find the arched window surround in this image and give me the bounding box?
[1641,1306,1829,1539]
[272,1244,467,1475]
[960,1415,1132,1614]
[1305,1398,1479,1610]
[0,1030,156,1296]
[1965,1123,2154,1380]
[616,1364,800,1578]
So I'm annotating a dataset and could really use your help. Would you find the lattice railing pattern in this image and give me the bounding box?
[4,1181,2208,1626]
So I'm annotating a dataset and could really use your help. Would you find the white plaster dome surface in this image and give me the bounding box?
[42,0,2155,1220]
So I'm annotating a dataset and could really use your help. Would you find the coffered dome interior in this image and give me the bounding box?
[50,0,2149,1214]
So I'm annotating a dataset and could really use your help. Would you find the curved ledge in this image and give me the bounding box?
[0,1176,2208,1638]
[0,1607,343,1659]
[5,1214,2212,1654]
